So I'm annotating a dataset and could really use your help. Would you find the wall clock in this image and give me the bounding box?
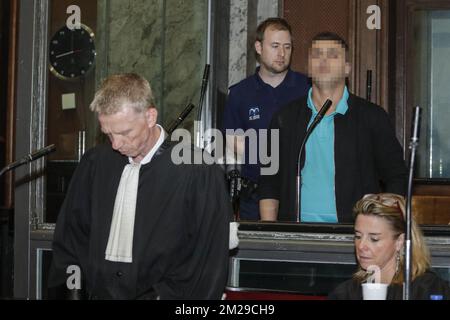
[49,24,96,80]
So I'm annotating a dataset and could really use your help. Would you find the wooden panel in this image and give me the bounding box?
[413,182,450,225]
[0,0,19,209]
[0,0,7,205]
[47,0,97,160]
[283,0,390,108]
[353,0,390,109]
[283,0,350,76]
[414,183,450,196]
[413,195,450,225]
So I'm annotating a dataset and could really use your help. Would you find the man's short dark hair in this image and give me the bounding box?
[310,32,349,60]
[255,17,292,43]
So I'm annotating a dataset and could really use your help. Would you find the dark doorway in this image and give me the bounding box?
[0,0,14,300]
[0,0,10,191]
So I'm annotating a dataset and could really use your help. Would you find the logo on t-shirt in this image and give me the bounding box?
[249,107,260,121]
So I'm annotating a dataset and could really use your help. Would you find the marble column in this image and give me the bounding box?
[258,0,279,24]
[162,0,207,130]
[228,0,280,88]
[229,0,249,87]
[96,0,207,132]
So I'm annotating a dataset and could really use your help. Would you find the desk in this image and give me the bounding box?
[228,222,450,298]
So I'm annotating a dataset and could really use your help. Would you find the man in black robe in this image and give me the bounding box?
[48,73,231,299]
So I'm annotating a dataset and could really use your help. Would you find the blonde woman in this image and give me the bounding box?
[329,193,450,300]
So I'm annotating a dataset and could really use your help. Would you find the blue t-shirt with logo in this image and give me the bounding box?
[223,68,309,182]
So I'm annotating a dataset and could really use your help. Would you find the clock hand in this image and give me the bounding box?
[55,49,82,59]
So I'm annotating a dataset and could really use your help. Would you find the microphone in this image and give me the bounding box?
[294,99,333,222]
[28,144,57,161]
[163,64,210,146]
[0,144,56,177]
[200,64,210,100]
[308,99,333,131]
[196,64,211,123]
[165,103,196,135]
[166,64,210,137]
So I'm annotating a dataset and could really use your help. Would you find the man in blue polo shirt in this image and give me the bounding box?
[223,17,309,221]
[259,32,407,222]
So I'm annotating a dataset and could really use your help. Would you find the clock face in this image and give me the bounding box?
[49,24,96,80]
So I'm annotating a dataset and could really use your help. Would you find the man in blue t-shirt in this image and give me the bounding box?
[223,18,309,220]
[259,32,407,223]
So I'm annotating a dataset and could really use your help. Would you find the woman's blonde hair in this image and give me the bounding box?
[90,73,154,115]
[352,193,430,285]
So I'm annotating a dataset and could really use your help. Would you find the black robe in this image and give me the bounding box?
[48,142,231,299]
[329,270,450,300]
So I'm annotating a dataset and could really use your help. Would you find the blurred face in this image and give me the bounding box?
[308,40,350,88]
[255,27,292,74]
[354,215,404,274]
[98,105,157,160]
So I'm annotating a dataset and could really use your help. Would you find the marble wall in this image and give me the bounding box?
[94,0,279,133]
[163,0,208,130]
[228,0,279,87]
[97,0,207,131]
[229,0,249,87]
[257,0,279,24]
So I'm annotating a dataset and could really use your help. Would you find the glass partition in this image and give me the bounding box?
[409,9,450,228]
[412,10,450,179]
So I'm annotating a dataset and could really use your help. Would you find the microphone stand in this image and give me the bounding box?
[165,103,196,135]
[164,64,210,138]
[0,144,56,177]
[404,106,421,300]
[195,64,211,149]
[295,99,333,222]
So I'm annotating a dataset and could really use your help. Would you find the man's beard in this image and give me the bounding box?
[261,60,290,74]
[312,76,345,90]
